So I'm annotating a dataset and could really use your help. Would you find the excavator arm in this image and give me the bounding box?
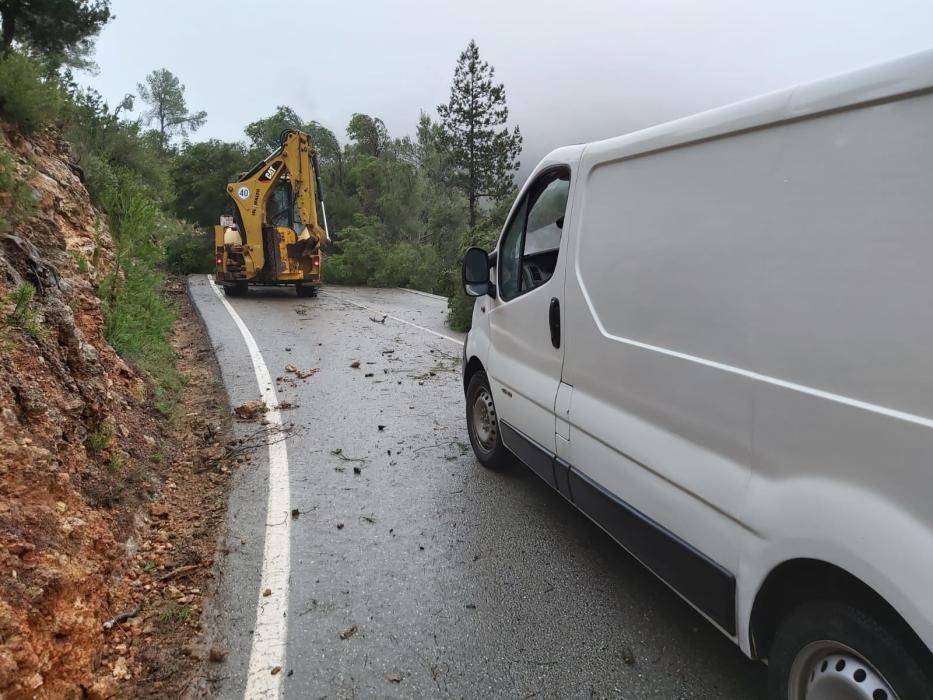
[214,129,328,294]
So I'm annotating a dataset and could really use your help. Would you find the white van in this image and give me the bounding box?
[461,50,933,700]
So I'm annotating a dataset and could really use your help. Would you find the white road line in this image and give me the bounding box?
[208,276,290,699]
[339,296,464,346]
[397,287,448,302]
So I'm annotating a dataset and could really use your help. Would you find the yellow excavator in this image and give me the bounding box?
[214,129,329,297]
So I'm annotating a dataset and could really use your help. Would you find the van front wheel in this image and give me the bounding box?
[466,371,511,470]
[768,600,932,700]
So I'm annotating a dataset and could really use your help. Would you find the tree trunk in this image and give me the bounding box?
[469,192,476,229]
[1,10,16,52]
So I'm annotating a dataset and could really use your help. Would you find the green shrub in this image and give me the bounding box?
[446,225,500,332]
[322,215,384,286]
[5,282,45,338]
[86,421,113,452]
[165,231,213,274]
[98,171,183,415]
[0,145,37,231]
[64,88,171,205]
[367,242,440,292]
[0,52,64,133]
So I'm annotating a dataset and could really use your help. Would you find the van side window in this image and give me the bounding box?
[498,199,527,301]
[497,168,571,301]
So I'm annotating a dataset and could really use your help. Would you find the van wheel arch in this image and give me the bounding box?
[463,356,485,394]
[750,558,931,668]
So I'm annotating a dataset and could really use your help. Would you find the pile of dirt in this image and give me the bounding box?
[0,125,236,698]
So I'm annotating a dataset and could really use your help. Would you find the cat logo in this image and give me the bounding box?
[237,186,250,200]
[260,165,278,182]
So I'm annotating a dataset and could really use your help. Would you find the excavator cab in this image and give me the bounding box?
[214,130,329,298]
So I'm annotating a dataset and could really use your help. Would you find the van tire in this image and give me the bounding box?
[768,600,933,700]
[465,371,511,470]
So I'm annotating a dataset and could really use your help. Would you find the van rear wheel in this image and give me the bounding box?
[465,371,511,470]
[768,600,933,700]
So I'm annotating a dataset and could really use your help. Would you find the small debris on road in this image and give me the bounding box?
[294,305,310,316]
[465,603,476,609]
[331,448,367,464]
[277,401,297,410]
[271,665,282,675]
[622,647,636,665]
[336,523,344,530]
[360,515,376,524]
[385,671,403,683]
[353,466,362,475]
[291,508,300,519]
[208,647,227,662]
[234,400,267,420]
[262,588,272,597]
[377,425,386,431]
[370,314,387,323]
[339,624,358,640]
[286,364,319,379]
[350,360,361,368]
[364,372,374,377]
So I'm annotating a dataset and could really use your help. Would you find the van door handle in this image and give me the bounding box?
[549,297,561,348]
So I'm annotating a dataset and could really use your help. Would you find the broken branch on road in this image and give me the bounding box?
[330,448,367,464]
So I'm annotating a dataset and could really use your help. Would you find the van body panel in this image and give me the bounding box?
[463,48,933,660]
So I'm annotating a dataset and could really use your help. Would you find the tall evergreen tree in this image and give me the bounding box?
[437,39,522,228]
[137,68,207,150]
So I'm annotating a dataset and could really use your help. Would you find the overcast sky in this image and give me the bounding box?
[82,0,933,173]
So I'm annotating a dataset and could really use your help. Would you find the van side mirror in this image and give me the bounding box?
[462,247,495,298]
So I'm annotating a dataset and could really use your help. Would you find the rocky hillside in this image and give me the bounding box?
[0,124,164,698]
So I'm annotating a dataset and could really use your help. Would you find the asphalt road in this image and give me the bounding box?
[188,277,766,700]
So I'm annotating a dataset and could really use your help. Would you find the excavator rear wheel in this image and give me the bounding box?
[223,282,248,297]
[296,284,318,298]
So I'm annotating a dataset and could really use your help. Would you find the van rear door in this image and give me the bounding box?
[486,166,572,482]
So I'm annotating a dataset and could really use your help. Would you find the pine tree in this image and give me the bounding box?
[437,39,522,228]
[137,68,207,151]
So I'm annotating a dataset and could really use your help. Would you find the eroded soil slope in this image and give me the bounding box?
[0,126,232,698]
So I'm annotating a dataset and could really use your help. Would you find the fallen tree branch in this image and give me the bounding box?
[103,601,143,631]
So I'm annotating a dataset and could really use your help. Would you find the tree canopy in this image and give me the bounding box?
[0,0,111,55]
[244,105,303,153]
[171,140,251,228]
[137,68,207,150]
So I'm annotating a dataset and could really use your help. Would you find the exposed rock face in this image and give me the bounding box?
[0,125,159,699]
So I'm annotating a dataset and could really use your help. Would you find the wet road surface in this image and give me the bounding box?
[188,277,766,699]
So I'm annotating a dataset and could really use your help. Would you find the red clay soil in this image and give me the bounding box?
[0,126,238,698]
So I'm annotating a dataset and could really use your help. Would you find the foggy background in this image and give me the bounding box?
[82,0,933,175]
